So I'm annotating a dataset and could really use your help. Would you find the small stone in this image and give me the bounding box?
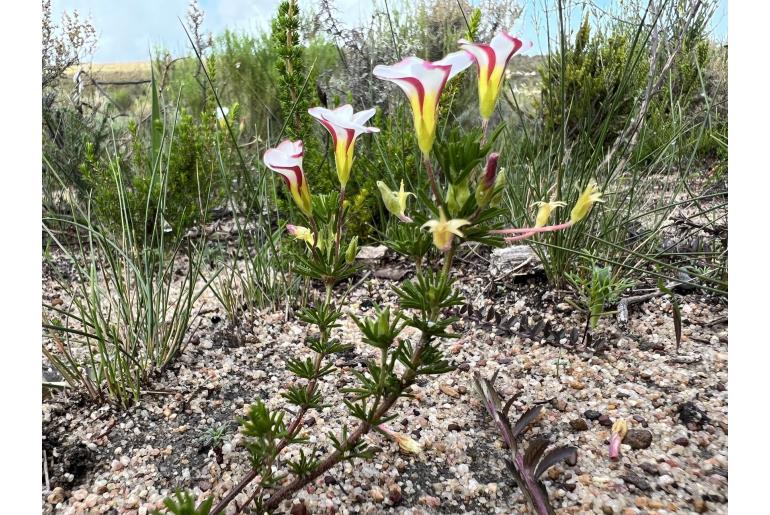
[552,399,568,411]
[673,436,690,446]
[598,415,613,427]
[692,496,708,513]
[324,475,337,486]
[371,486,384,502]
[570,381,585,390]
[640,462,659,476]
[584,410,602,421]
[84,493,99,508]
[621,472,651,491]
[290,502,309,515]
[635,496,650,508]
[47,487,66,504]
[570,418,589,431]
[388,483,403,504]
[458,363,470,372]
[448,422,462,432]
[632,415,648,427]
[601,506,614,514]
[657,474,675,489]
[440,384,460,398]
[111,459,124,471]
[419,495,441,508]
[624,429,653,449]
[72,489,88,501]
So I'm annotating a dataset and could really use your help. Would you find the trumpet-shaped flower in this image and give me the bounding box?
[286,224,315,246]
[308,104,379,188]
[373,52,473,155]
[533,199,567,228]
[263,140,313,217]
[460,31,530,120]
[609,419,628,461]
[570,179,604,224]
[421,209,470,252]
[377,180,415,223]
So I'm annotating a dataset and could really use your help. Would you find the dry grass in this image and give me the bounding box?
[65,61,152,83]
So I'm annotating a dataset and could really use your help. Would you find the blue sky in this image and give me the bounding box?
[54,0,727,63]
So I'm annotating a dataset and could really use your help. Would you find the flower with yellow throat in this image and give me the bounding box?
[263,140,313,217]
[286,224,315,246]
[308,104,379,188]
[460,31,531,121]
[373,52,472,156]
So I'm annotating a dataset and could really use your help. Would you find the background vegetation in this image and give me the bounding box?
[42,0,727,407]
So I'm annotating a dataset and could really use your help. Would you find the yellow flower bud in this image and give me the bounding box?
[286,224,315,246]
[377,180,415,223]
[345,236,359,264]
[570,179,604,224]
[447,181,470,215]
[532,199,566,228]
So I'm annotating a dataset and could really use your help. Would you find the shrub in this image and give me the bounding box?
[80,106,224,244]
[538,14,647,146]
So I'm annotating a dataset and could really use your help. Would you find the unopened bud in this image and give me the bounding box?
[345,236,359,264]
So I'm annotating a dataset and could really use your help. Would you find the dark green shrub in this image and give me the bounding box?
[538,15,647,146]
[81,111,224,244]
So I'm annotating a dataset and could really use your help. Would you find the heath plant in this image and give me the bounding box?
[163,27,602,515]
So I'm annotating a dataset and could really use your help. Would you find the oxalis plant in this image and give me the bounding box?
[162,29,602,515]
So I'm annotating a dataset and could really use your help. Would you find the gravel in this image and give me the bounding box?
[42,242,728,514]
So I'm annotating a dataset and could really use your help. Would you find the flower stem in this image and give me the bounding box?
[422,154,444,209]
[491,221,573,235]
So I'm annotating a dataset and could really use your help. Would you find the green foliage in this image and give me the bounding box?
[42,151,212,408]
[539,15,647,145]
[271,0,312,141]
[81,109,224,245]
[152,491,213,515]
[42,106,111,201]
[566,256,633,328]
[352,307,406,350]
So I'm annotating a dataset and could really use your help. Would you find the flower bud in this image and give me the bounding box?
[286,224,315,246]
[483,153,500,190]
[377,180,414,223]
[345,236,359,264]
[570,179,604,224]
[475,153,501,208]
[533,199,567,228]
[447,180,470,215]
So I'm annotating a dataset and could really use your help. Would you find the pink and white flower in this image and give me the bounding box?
[373,52,473,155]
[263,140,312,217]
[308,104,379,188]
[459,31,531,120]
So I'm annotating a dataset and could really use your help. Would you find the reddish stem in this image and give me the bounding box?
[491,221,573,235]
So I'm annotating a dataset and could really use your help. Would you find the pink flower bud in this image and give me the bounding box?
[484,152,500,190]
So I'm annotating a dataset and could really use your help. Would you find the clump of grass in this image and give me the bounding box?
[42,76,214,408]
[500,0,727,294]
